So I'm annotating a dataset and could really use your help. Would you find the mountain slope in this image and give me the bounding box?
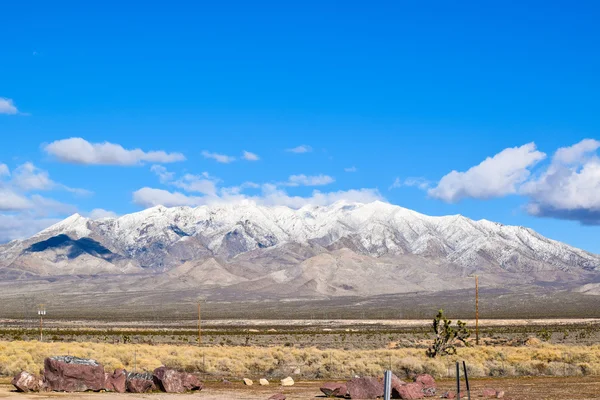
[0,200,598,298]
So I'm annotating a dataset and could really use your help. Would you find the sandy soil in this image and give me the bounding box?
[2,377,600,400]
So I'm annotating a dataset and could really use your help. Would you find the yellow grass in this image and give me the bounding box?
[1,341,599,379]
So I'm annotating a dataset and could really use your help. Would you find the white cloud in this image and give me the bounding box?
[287,174,335,186]
[201,150,236,163]
[30,195,79,216]
[44,137,185,165]
[286,145,312,154]
[242,151,260,161]
[344,166,358,173]
[0,164,9,177]
[133,187,205,208]
[173,173,218,195]
[12,162,55,191]
[0,214,61,243]
[0,98,18,115]
[88,208,118,220]
[553,139,600,165]
[150,165,175,184]
[389,177,402,189]
[521,139,600,224]
[428,143,546,202]
[390,177,431,190]
[0,189,33,211]
[133,185,384,210]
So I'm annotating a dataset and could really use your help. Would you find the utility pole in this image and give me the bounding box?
[197,300,202,346]
[38,304,46,342]
[475,275,479,346]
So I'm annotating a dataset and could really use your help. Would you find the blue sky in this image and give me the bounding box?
[1,1,600,252]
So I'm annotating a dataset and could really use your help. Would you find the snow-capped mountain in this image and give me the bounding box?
[0,200,598,296]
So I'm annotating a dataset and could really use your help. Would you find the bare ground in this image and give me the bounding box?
[2,377,600,400]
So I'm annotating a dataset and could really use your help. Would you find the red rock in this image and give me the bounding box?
[441,391,456,399]
[347,377,383,399]
[414,374,436,389]
[152,367,203,393]
[126,372,156,393]
[104,369,126,393]
[321,382,348,397]
[482,388,497,398]
[43,356,105,392]
[393,382,425,399]
[12,371,43,392]
[268,394,286,400]
[414,374,436,397]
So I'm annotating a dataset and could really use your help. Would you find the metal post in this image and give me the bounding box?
[37,304,46,342]
[383,370,392,400]
[475,275,479,346]
[455,362,460,399]
[463,361,471,400]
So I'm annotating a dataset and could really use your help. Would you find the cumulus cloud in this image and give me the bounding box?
[12,162,55,191]
[150,165,175,184]
[88,208,118,220]
[44,137,185,165]
[428,143,546,202]
[173,174,218,195]
[286,145,312,154]
[344,166,358,172]
[201,150,236,163]
[0,98,18,115]
[287,174,335,187]
[521,139,600,224]
[133,185,383,209]
[242,151,260,161]
[0,164,9,177]
[0,189,33,211]
[133,187,205,208]
[0,214,61,243]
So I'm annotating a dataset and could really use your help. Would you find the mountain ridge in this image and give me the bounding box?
[0,200,598,299]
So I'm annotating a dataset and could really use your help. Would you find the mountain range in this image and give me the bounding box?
[0,200,598,302]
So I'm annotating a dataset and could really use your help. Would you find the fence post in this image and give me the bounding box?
[455,362,460,398]
[463,361,471,400]
[383,370,392,400]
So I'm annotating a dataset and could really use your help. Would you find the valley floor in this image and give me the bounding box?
[3,377,600,399]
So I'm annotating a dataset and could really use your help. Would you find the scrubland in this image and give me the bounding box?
[1,340,600,380]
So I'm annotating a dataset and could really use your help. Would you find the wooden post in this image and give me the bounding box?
[197,301,202,346]
[475,275,479,346]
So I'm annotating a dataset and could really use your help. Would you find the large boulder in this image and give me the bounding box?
[152,367,202,393]
[393,382,425,399]
[126,372,156,393]
[414,373,436,397]
[280,376,294,386]
[104,369,126,393]
[12,371,43,393]
[43,356,105,392]
[347,377,383,399]
[320,382,348,398]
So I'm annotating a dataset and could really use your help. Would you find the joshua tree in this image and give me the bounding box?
[426,309,470,358]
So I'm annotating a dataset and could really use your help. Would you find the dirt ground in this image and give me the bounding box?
[2,376,600,400]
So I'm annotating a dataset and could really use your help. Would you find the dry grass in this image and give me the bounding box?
[1,341,600,379]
